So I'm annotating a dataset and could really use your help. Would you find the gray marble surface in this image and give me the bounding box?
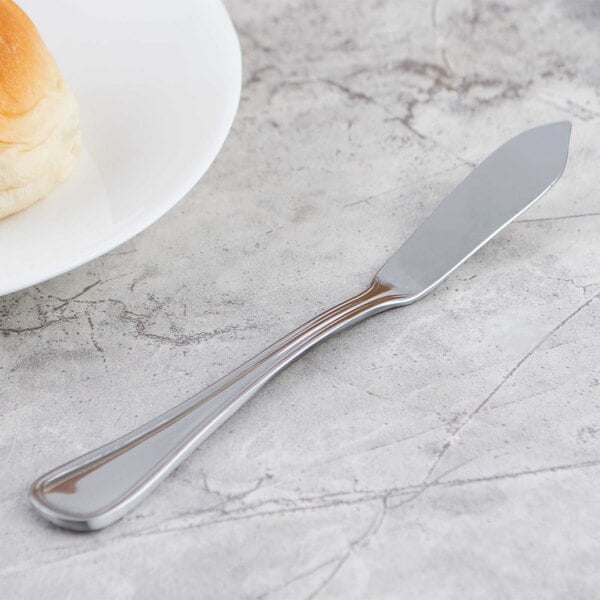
[2,0,600,598]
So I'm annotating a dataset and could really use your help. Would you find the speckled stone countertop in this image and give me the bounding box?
[1,0,600,598]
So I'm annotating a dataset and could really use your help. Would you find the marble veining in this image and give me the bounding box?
[1,0,600,598]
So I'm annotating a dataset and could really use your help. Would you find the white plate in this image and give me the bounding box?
[0,0,241,296]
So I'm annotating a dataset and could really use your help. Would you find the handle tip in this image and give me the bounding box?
[28,478,101,532]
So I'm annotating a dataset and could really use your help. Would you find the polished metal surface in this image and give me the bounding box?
[29,122,571,531]
[377,122,572,299]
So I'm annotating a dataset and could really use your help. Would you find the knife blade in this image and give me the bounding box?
[378,121,571,300]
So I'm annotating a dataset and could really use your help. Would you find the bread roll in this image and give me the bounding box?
[0,0,80,219]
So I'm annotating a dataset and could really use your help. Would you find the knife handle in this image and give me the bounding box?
[29,279,405,531]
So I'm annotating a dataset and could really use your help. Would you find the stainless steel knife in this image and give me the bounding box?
[29,122,571,531]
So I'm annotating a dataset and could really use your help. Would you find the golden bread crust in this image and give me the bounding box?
[0,0,60,120]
